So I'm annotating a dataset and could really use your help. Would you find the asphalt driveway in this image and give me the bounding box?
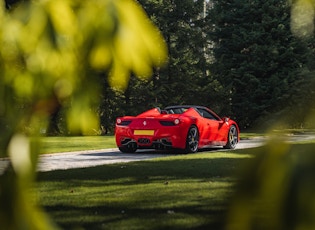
[1,134,314,173]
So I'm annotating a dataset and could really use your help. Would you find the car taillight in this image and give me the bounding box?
[159,119,180,126]
[116,119,132,126]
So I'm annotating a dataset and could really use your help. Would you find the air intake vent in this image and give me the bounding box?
[159,121,175,126]
[120,120,132,126]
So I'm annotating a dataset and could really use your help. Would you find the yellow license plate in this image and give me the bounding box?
[134,130,154,135]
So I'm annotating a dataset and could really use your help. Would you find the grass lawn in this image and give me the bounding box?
[39,135,117,154]
[35,133,315,229]
[39,132,262,155]
[36,148,254,229]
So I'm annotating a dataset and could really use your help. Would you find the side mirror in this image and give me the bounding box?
[219,117,229,126]
[223,117,230,123]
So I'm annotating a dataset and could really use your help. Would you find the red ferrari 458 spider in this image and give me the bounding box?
[115,105,240,153]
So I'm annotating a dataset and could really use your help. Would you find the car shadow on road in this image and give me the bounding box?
[78,147,225,158]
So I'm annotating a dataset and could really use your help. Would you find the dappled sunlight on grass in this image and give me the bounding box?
[35,138,315,229]
[36,151,252,229]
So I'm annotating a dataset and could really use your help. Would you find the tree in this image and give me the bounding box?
[0,0,167,229]
[132,0,225,112]
[208,0,313,129]
[224,1,315,229]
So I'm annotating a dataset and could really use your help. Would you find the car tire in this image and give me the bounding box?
[119,145,137,153]
[224,125,238,149]
[184,125,199,153]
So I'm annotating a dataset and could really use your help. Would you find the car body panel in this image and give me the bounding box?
[115,105,240,153]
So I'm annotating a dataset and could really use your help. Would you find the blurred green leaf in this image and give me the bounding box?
[291,0,315,38]
[0,0,167,229]
[226,138,315,230]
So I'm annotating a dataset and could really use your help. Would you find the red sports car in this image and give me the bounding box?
[115,105,240,153]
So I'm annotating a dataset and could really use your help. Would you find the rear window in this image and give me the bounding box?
[166,108,188,114]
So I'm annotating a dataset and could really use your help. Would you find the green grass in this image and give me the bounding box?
[239,132,265,139]
[38,132,262,155]
[35,135,315,229]
[39,136,116,154]
[36,149,254,229]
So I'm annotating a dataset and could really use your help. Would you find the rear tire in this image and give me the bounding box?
[119,145,137,153]
[184,125,199,153]
[224,125,238,149]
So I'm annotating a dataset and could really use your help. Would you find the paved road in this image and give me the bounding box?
[0,135,314,174]
[37,138,268,172]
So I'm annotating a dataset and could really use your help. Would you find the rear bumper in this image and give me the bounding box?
[115,126,188,150]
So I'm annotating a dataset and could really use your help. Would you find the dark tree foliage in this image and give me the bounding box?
[208,0,314,129]
[6,0,315,132]
[93,0,219,132]
[126,0,225,113]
